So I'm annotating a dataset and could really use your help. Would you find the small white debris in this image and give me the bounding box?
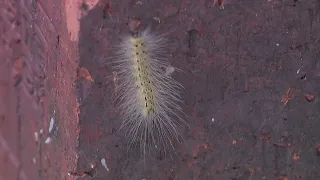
[136,1,142,5]
[90,163,95,169]
[153,17,161,24]
[232,139,237,144]
[67,172,71,176]
[45,137,51,144]
[276,43,279,46]
[165,66,175,76]
[34,132,39,142]
[32,157,36,164]
[297,69,300,74]
[101,158,110,171]
[39,129,44,134]
[211,117,215,122]
[49,117,54,133]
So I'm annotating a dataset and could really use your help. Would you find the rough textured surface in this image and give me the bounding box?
[77,0,320,180]
[1,0,320,180]
[1,0,78,180]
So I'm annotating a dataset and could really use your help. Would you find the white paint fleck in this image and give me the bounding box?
[297,69,300,74]
[211,117,215,122]
[153,17,160,24]
[49,117,54,133]
[276,43,279,46]
[32,157,36,164]
[232,139,237,144]
[45,137,51,144]
[165,66,175,76]
[34,132,39,142]
[101,158,110,171]
[39,129,44,134]
[90,163,95,169]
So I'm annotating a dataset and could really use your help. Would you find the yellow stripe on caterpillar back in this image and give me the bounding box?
[130,37,156,117]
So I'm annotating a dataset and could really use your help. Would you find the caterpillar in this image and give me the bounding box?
[112,26,186,156]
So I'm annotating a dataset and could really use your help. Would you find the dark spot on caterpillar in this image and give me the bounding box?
[135,45,138,47]
[136,52,139,55]
[138,67,140,71]
[145,102,148,107]
[142,51,146,54]
[141,43,144,46]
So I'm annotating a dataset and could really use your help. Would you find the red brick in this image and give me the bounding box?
[0,134,19,180]
[1,0,79,179]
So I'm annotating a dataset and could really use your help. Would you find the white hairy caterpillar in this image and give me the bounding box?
[111,26,187,156]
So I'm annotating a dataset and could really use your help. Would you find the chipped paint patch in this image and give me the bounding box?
[165,66,175,76]
[101,158,110,171]
[34,132,39,142]
[49,117,55,133]
[45,137,52,144]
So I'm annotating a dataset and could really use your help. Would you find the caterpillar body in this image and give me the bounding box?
[112,27,186,155]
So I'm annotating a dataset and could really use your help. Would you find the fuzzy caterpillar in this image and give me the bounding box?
[112,27,186,155]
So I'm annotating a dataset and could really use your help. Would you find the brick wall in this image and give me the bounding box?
[0,0,79,179]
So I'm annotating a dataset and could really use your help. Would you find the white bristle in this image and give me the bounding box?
[111,27,187,155]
